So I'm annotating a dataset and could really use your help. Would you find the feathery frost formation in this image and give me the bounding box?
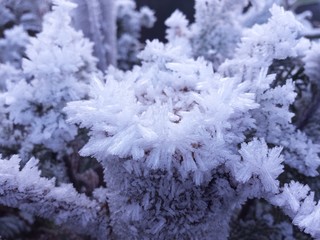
[65,4,320,238]
[67,40,258,181]
[0,155,107,238]
[1,0,320,239]
[0,0,97,161]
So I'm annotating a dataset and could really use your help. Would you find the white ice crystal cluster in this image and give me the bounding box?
[270,181,320,238]
[1,0,320,239]
[65,4,320,239]
[66,40,259,183]
[0,0,98,160]
[220,5,320,177]
[65,39,262,238]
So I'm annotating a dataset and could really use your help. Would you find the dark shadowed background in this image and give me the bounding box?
[136,0,195,42]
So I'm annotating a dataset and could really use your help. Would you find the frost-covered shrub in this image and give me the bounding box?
[65,41,259,238]
[65,5,320,239]
[0,0,97,160]
[219,5,320,177]
[0,0,102,237]
[1,0,320,239]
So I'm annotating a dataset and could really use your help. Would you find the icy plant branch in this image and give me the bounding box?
[0,155,108,239]
[270,181,320,238]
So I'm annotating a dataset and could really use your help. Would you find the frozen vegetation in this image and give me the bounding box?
[1,0,320,239]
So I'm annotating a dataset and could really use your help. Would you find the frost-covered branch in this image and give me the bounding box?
[220,5,320,177]
[65,37,289,238]
[0,155,108,239]
[270,181,320,238]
